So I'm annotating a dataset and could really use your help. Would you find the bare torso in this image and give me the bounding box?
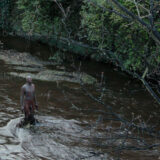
[19,81,38,125]
[22,83,35,101]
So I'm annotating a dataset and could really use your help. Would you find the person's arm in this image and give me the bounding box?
[20,86,25,112]
[34,94,38,110]
[33,84,38,109]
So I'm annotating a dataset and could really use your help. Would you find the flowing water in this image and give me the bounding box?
[0,36,160,160]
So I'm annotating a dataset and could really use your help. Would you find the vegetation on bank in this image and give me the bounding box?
[81,0,160,72]
[1,0,160,103]
[1,0,160,72]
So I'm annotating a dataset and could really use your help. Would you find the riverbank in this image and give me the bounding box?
[0,31,114,63]
[1,34,160,105]
[0,49,96,84]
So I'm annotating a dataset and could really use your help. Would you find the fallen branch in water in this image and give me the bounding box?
[66,64,160,158]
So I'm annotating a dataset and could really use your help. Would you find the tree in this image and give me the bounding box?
[80,0,160,104]
[0,0,12,30]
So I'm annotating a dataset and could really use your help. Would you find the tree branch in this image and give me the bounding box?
[108,0,160,45]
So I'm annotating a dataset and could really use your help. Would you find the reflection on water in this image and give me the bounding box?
[0,52,159,160]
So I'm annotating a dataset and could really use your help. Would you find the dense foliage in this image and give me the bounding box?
[14,0,53,34]
[14,0,81,37]
[0,0,12,30]
[80,0,160,72]
[1,0,160,75]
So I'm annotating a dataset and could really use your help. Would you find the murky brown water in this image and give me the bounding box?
[0,36,160,160]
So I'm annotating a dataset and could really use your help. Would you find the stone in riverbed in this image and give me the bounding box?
[9,69,97,84]
[13,66,44,73]
[0,49,54,67]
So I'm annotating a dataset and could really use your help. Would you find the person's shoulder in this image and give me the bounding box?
[30,83,35,88]
[21,84,27,89]
[32,83,35,87]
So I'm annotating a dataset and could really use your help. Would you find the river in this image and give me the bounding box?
[0,36,159,160]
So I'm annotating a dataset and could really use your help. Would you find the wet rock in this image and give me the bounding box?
[0,49,53,67]
[0,50,42,66]
[13,66,44,73]
[9,69,97,84]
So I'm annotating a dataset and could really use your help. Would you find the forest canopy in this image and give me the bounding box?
[0,0,160,75]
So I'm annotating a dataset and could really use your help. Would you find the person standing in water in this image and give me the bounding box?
[20,76,38,124]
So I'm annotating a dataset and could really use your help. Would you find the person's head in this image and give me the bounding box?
[26,76,32,84]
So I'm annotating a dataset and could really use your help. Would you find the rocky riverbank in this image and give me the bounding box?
[0,49,96,84]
